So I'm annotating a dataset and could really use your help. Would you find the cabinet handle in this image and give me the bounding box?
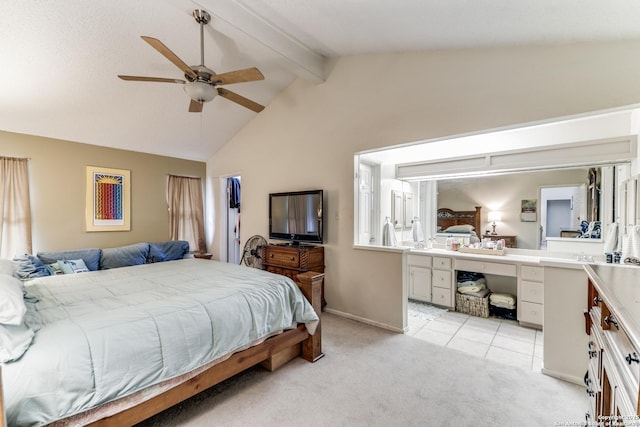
[593,296,602,305]
[270,253,274,258]
[588,350,597,359]
[588,340,594,350]
[626,352,640,364]
[290,257,295,261]
[604,315,619,329]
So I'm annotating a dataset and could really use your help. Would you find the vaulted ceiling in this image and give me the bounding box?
[3,0,640,161]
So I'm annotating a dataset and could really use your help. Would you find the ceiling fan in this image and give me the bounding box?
[118,9,265,113]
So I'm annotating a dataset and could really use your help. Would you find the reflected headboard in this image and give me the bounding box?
[437,206,482,234]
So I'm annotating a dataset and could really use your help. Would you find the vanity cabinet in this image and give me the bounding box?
[585,265,640,423]
[407,254,454,308]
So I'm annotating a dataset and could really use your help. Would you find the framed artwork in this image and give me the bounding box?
[85,166,131,231]
[521,199,537,222]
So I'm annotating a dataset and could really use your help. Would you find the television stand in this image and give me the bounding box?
[263,244,326,308]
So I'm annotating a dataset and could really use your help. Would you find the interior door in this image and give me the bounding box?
[359,162,373,244]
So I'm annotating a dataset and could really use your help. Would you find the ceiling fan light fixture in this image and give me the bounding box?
[184,81,216,102]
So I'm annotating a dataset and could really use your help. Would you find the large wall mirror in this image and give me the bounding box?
[354,106,639,256]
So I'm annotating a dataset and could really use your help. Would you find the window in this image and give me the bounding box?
[168,175,205,253]
[0,157,32,258]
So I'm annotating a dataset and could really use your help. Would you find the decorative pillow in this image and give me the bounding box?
[58,259,89,274]
[0,323,35,362]
[37,248,101,271]
[0,274,27,325]
[148,240,190,263]
[47,261,65,275]
[100,243,150,269]
[444,224,475,233]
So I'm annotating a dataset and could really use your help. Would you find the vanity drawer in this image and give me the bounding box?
[520,280,544,304]
[432,269,452,289]
[455,259,516,277]
[431,287,452,307]
[433,257,452,270]
[520,301,543,325]
[407,254,432,268]
[521,265,544,282]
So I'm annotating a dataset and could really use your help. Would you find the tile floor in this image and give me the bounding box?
[407,307,543,372]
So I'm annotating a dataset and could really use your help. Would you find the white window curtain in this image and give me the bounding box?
[168,175,205,253]
[0,157,32,258]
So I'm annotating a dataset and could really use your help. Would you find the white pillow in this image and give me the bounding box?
[444,224,475,233]
[0,323,34,362]
[0,274,26,325]
[0,258,17,276]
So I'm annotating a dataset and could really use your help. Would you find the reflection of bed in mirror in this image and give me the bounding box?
[434,206,482,244]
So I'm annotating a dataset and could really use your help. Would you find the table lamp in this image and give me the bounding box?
[488,211,502,235]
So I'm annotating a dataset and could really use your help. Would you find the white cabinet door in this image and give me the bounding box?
[409,265,432,302]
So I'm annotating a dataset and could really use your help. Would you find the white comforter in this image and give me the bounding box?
[4,259,318,426]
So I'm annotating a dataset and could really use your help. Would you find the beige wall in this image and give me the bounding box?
[0,131,205,253]
[209,40,640,331]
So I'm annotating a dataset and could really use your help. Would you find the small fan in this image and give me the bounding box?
[241,235,267,268]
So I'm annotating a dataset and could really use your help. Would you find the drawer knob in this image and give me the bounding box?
[593,296,602,305]
[604,315,619,330]
[290,257,295,261]
[588,350,597,359]
[626,352,640,364]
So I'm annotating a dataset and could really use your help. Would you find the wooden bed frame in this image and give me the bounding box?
[0,272,324,427]
[437,206,482,234]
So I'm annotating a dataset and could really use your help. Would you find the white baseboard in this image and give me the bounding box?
[540,366,584,386]
[323,308,404,333]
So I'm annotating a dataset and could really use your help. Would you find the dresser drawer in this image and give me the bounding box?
[431,287,452,308]
[432,269,452,289]
[265,247,300,268]
[520,280,544,304]
[521,265,544,282]
[433,256,452,270]
[520,301,543,325]
[407,254,432,268]
[455,259,516,277]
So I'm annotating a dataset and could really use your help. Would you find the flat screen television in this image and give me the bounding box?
[269,190,323,244]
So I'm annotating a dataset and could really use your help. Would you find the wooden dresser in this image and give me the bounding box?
[263,244,326,307]
[482,234,517,248]
[584,264,640,423]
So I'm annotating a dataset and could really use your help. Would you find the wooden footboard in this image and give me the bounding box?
[0,272,323,427]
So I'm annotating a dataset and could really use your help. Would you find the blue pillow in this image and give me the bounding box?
[100,243,150,270]
[37,248,101,272]
[147,240,189,263]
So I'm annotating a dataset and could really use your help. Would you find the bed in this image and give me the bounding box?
[435,206,482,245]
[0,257,323,426]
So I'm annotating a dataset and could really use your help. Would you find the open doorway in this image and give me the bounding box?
[539,185,584,249]
[226,176,241,264]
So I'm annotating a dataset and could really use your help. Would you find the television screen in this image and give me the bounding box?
[269,190,323,244]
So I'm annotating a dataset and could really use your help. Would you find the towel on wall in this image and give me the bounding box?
[382,220,398,247]
[412,219,424,243]
[622,225,640,264]
[603,222,619,254]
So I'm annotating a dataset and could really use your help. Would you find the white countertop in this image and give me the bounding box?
[585,263,640,352]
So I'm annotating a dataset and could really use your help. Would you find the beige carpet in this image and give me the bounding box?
[136,313,586,427]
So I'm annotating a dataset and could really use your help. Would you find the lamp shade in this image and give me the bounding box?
[488,211,502,223]
[184,81,217,102]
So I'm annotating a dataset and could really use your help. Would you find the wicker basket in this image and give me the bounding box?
[455,292,490,318]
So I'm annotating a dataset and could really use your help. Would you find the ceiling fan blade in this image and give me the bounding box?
[189,99,204,113]
[211,67,264,85]
[217,88,264,113]
[118,75,185,84]
[141,36,197,80]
